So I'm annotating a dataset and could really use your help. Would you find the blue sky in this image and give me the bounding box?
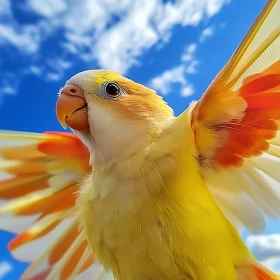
[0,0,280,279]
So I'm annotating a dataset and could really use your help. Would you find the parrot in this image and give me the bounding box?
[1,0,280,279]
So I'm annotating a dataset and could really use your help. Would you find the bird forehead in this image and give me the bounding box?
[67,70,121,87]
[94,71,122,86]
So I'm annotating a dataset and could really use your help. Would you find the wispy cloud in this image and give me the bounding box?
[246,234,280,272]
[0,73,19,104]
[181,43,197,62]
[0,0,42,54]
[73,0,228,73]
[149,34,202,97]
[181,44,200,75]
[26,0,67,18]
[0,0,229,99]
[149,65,194,96]
[149,44,197,97]
[148,19,222,97]
[0,261,12,279]
[22,58,73,83]
[45,58,73,82]
[199,26,214,42]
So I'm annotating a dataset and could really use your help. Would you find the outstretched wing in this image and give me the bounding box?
[0,131,113,279]
[190,0,280,234]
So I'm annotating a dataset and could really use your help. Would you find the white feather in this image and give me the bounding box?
[12,215,76,262]
[207,152,280,234]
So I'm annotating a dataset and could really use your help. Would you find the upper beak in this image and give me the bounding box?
[56,85,90,131]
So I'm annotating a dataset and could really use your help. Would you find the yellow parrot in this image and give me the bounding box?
[1,1,280,279]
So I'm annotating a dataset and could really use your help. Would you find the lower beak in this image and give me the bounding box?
[56,85,90,131]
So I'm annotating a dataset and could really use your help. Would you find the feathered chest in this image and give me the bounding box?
[77,149,191,279]
[76,130,211,279]
[81,150,178,242]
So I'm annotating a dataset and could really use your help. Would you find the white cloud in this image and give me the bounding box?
[0,0,53,55]
[181,85,195,97]
[27,65,43,76]
[46,58,73,81]
[181,43,197,62]
[23,58,72,82]
[45,73,62,81]
[0,0,229,102]
[0,73,19,104]
[0,0,10,16]
[0,261,12,279]
[149,42,199,96]
[247,234,280,261]
[61,42,79,54]
[62,0,131,36]
[1,0,228,72]
[246,234,280,272]
[93,0,228,73]
[199,26,214,42]
[206,0,229,16]
[181,44,199,74]
[149,20,220,97]
[155,0,227,40]
[26,0,67,18]
[94,0,159,73]
[149,64,195,97]
[150,66,186,95]
[186,60,199,74]
[0,24,41,54]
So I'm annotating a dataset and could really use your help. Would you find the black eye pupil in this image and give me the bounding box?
[106,83,120,96]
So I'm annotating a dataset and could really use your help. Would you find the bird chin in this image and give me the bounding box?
[71,128,95,163]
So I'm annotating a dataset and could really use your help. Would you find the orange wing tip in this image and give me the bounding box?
[9,232,31,251]
[252,265,279,280]
[8,219,60,251]
[240,73,280,97]
[38,132,91,172]
[193,59,280,169]
[0,144,46,161]
[236,264,280,280]
[22,268,52,280]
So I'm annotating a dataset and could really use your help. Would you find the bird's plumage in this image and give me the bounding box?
[1,0,280,279]
[190,0,280,235]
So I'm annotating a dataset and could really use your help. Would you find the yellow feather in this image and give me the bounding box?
[94,71,122,86]
[77,110,252,280]
[1,1,280,280]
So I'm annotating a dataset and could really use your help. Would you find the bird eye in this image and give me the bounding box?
[99,81,124,99]
[105,83,120,97]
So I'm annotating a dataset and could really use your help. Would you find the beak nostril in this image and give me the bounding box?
[61,85,83,97]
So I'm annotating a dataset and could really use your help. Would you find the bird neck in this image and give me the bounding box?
[92,118,175,166]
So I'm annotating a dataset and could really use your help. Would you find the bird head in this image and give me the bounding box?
[56,70,174,163]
